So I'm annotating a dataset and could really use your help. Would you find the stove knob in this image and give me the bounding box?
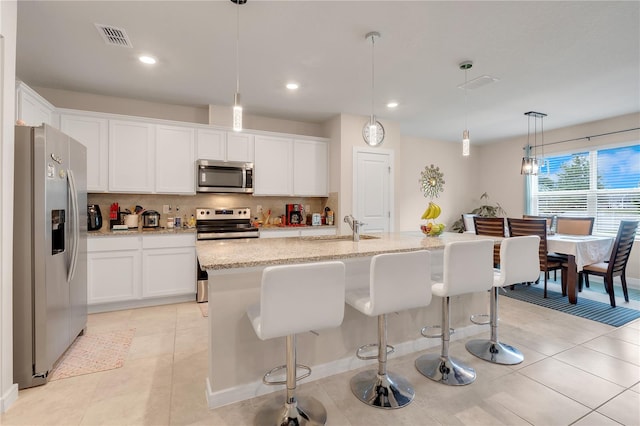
[206,210,210,215]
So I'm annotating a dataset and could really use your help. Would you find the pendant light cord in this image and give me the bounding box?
[370,34,375,123]
[236,0,240,95]
[464,67,468,130]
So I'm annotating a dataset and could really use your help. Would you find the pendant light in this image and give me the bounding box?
[231,0,246,132]
[459,61,472,156]
[520,111,547,175]
[363,31,385,146]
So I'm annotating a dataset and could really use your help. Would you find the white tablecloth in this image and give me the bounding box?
[547,235,614,271]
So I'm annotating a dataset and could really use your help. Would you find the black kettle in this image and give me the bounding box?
[87,204,103,231]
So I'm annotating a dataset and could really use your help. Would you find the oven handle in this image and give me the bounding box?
[197,231,260,240]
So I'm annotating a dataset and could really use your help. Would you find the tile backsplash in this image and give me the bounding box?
[88,192,338,230]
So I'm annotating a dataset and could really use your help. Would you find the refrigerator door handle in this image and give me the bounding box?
[67,169,80,283]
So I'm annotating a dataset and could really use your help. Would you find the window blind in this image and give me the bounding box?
[531,144,640,237]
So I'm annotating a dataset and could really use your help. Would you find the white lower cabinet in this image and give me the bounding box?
[142,234,196,298]
[87,237,141,305]
[87,233,196,311]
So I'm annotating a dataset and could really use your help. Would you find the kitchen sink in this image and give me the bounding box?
[300,234,380,242]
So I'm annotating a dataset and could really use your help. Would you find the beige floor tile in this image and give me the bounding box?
[573,411,623,426]
[128,314,177,337]
[596,390,640,426]
[174,323,209,354]
[0,373,101,425]
[92,354,174,403]
[128,330,176,360]
[85,309,132,335]
[582,335,640,366]
[606,325,640,346]
[553,346,640,388]
[519,357,625,408]
[80,386,172,425]
[485,372,590,425]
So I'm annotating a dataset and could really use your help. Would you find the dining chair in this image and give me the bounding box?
[523,214,556,233]
[507,218,562,298]
[473,216,505,267]
[578,220,638,308]
[555,216,595,235]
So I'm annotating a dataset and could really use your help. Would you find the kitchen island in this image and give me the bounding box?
[198,232,496,409]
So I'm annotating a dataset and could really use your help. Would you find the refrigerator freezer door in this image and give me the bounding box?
[35,125,72,375]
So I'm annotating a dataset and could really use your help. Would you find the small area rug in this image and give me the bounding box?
[49,328,135,381]
[199,302,208,317]
[502,286,640,327]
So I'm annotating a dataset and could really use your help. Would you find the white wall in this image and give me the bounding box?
[398,135,481,232]
[478,113,640,280]
[0,0,18,413]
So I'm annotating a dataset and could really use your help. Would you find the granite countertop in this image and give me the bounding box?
[197,231,499,271]
[88,227,196,237]
[259,225,337,231]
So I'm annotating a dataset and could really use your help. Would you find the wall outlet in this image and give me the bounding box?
[256,205,262,214]
[163,204,171,214]
[305,204,310,213]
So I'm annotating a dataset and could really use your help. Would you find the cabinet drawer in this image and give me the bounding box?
[88,236,141,252]
[142,233,196,249]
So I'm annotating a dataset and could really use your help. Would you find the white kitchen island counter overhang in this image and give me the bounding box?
[198,232,498,409]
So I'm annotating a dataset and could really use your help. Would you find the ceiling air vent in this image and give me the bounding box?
[94,23,133,48]
[457,75,500,90]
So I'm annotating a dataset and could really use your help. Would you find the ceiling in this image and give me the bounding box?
[16,1,640,144]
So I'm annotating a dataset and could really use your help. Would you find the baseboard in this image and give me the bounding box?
[206,323,486,410]
[0,383,19,413]
[88,294,195,314]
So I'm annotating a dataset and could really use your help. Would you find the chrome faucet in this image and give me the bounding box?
[344,214,365,242]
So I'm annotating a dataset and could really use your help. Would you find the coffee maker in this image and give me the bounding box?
[87,204,102,231]
[285,204,304,225]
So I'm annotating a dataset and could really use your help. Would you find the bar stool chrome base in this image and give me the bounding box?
[465,339,524,365]
[350,370,414,409]
[254,397,327,426]
[415,354,476,386]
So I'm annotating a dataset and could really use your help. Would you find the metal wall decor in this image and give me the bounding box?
[420,164,445,198]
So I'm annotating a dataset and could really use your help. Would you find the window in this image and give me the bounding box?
[529,143,640,237]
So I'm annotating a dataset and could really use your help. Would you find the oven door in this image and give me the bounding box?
[196,160,253,193]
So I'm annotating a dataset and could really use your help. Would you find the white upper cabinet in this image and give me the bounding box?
[196,128,226,161]
[15,81,56,127]
[155,124,196,194]
[226,132,255,162]
[254,135,293,196]
[60,113,109,192]
[108,120,155,193]
[293,139,328,196]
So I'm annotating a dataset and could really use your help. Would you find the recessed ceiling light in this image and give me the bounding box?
[139,55,157,65]
[286,82,299,90]
[387,101,398,108]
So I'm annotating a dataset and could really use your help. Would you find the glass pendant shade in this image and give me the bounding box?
[462,130,470,156]
[369,117,378,145]
[520,156,539,175]
[233,93,242,132]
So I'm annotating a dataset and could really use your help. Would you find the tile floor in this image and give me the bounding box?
[1,280,639,426]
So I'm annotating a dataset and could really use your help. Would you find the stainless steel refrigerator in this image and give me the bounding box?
[13,124,87,389]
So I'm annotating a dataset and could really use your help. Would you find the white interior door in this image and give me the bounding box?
[354,148,392,233]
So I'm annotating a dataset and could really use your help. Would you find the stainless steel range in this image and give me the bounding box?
[196,207,259,302]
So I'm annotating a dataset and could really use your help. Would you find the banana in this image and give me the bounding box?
[421,203,434,220]
[432,203,441,219]
[421,202,441,220]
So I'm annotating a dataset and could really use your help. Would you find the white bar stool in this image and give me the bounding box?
[246,261,346,426]
[346,250,432,409]
[415,240,494,386]
[466,235,540,364]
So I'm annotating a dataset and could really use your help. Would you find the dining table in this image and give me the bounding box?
[547,234,615,304]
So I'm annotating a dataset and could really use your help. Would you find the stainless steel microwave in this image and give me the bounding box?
[196,160,254,193]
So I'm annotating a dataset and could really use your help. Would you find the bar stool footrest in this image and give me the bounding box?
[262,363,311,386]
[470,313,490,325]
[356,343,395,360]
[421,325,455,339]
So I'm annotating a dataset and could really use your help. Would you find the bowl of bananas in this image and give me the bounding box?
[420,202,445,236]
